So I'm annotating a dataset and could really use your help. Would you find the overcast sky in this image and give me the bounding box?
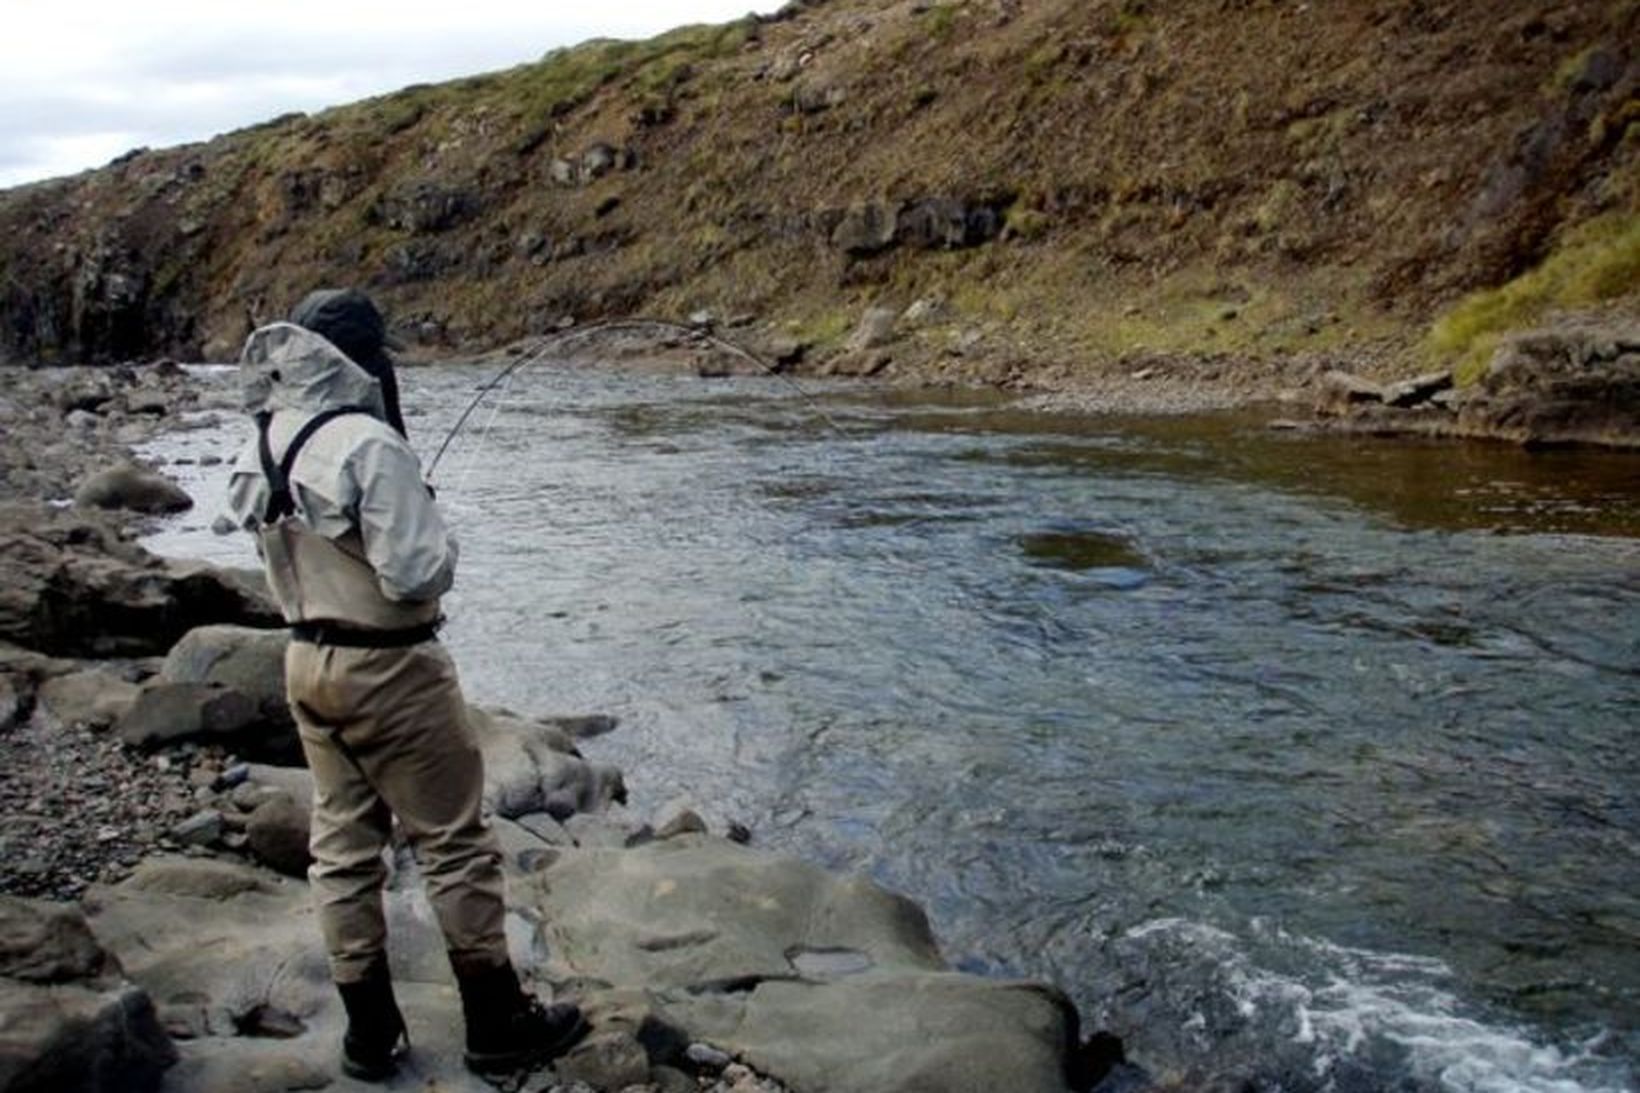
[1,1,784,188]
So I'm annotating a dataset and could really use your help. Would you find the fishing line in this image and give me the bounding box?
[449,348,531,500]
[422,318,849,483]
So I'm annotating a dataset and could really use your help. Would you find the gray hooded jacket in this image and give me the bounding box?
[224,323,455,628]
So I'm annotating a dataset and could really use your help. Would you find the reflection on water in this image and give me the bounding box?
[141,367,1640,1092]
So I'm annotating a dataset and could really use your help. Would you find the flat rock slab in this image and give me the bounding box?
[678,972,1076,1093]
[528,836,1076,1093]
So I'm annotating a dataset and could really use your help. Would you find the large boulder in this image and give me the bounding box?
[161,625,291,733]
[469,705,626,820]
[0,896,176,1093]
[524,836,1080,1093]
[114,682,262,753]
[0,504,278,657]
[72,462,192,515]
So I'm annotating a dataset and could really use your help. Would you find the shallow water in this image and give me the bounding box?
[144,365,1640,1092]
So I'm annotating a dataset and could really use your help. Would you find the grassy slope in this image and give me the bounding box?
[0,0,1635,385]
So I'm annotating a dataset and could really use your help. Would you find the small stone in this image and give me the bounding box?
[171,809,224,847]
[213,763,251,791]
[655,806,708,841]
[685,1042,733,1071]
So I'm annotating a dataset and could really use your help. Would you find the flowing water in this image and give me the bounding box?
[143,364,1640,1092]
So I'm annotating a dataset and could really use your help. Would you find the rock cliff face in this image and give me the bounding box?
[0,0,1634,378]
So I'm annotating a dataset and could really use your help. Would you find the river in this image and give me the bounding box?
[142,363,1640,1092]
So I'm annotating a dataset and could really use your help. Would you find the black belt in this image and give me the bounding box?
[289,620,440,648]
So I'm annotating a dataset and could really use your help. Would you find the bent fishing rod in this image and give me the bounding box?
[422,317,847,482]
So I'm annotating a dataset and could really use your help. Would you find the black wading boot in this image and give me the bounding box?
[454,960,587,1078]
[335,963,409,1082]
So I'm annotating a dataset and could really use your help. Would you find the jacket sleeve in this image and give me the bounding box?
[346,432,458,603]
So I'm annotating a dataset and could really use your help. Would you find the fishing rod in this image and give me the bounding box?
[423,317,848,481]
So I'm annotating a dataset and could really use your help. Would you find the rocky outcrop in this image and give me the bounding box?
[1310,323,1640,448]
[0,504,278,658]
[159,625,294,751]
[0,896,176,1093]
[1455,325,1640,446]
[829,198,1005,257]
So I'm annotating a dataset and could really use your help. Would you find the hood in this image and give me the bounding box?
[238,322,388,420]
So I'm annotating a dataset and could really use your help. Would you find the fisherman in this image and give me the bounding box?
[221,288,585,1082]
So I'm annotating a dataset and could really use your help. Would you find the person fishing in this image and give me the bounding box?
[220,288,586,1082]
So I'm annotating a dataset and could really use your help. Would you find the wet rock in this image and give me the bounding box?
[244,795,310,878]
[529,834,1075,1093]
[471,705,626,819]
[72,462,192,514]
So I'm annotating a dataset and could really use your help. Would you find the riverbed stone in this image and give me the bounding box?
[72,462,192,514]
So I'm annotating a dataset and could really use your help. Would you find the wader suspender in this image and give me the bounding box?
[255,406,371,525]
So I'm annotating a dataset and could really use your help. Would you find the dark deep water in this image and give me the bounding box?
[145,365,1640,1092]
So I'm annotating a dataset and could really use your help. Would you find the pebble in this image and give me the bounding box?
[685,1042,733,1071]
[171,809,225,847]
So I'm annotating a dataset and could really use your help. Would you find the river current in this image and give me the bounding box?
[142,364,1640,1092]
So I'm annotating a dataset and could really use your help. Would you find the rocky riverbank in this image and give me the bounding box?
[0,364,1147,1093]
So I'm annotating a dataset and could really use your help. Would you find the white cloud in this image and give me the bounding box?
[0,0,784,187]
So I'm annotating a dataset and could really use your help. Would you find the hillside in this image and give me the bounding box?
[1,0,1636,393]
